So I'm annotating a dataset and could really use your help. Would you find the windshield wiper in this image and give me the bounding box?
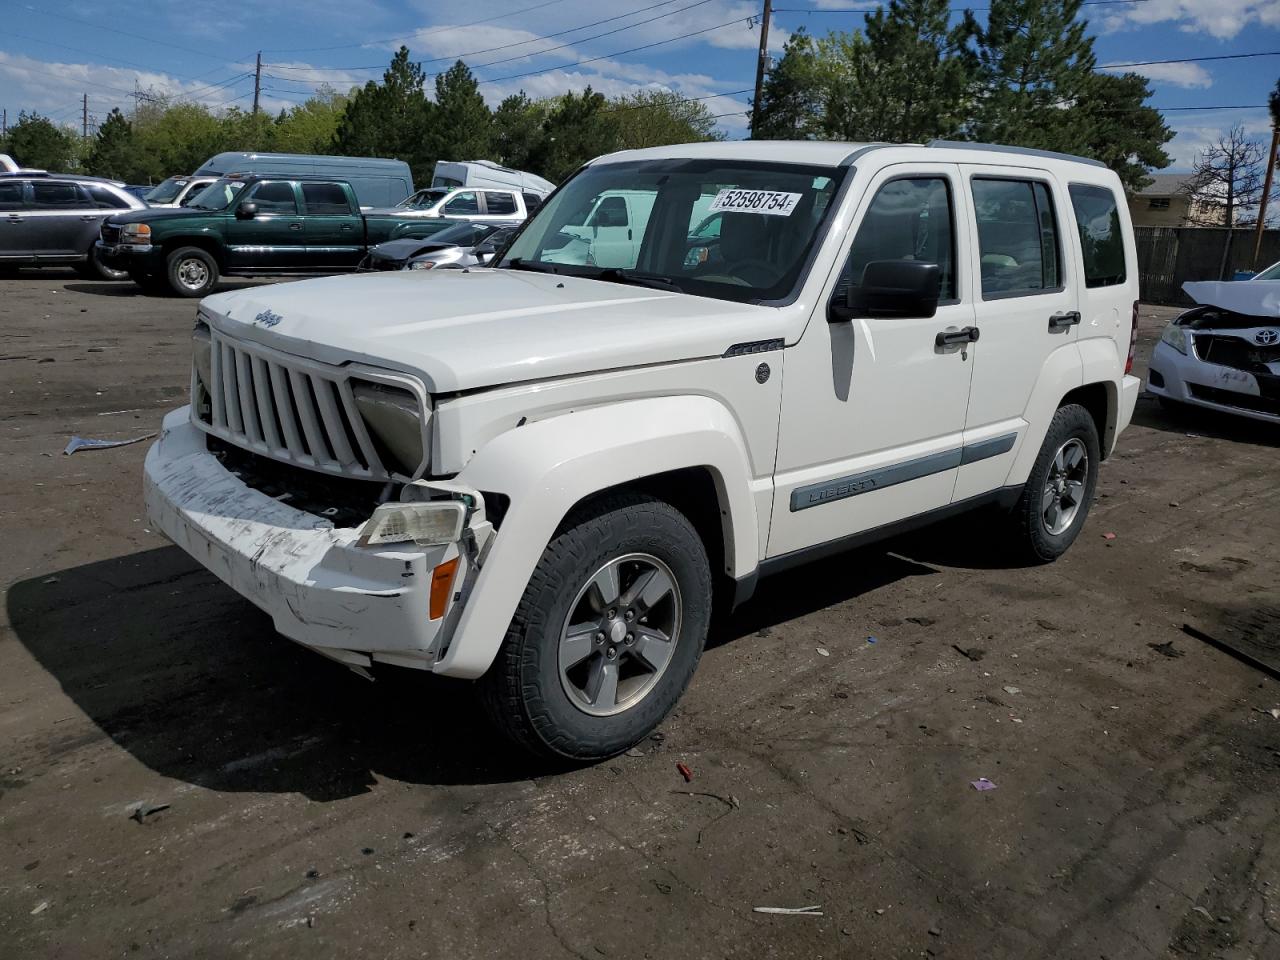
[590,267,681,292]
[505,258,560,274]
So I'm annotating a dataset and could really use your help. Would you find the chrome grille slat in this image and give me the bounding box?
[196,329,427,481]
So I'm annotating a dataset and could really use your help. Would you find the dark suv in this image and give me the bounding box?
[0,172,147,279]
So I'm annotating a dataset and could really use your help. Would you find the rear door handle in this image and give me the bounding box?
[340,223,354,231]
[80,215,98,221]
[5,216,21,223]
[1049,311,1082,330]
[936,326,980,347]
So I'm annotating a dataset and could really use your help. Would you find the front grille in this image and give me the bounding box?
[194,329,429,481]
[1193,333,1280,373]
[100,223,121,245]
[1188,384,1280,417]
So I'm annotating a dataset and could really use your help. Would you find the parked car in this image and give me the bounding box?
[1251,259,1280,281]
[123,184,154,203]
[1147,281,1280,423]
[143,176,218,208]
[0,171,146,279]
[362,221,521,271]
[193,153,413,208]
[378,186,540,222]
[97,174,465,296]
[143,140,1141,760]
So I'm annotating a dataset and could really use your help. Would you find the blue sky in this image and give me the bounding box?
[1,0,1277,172]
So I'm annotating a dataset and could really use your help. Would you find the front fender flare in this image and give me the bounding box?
[434,396,762,678]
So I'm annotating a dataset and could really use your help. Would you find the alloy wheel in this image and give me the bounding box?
[1041,437,1088,536]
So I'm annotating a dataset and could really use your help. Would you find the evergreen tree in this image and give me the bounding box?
[332,47,434,182]
[5,112,78,171]
[492,92,547,170]
[971,0,1095,152]
[1074,71,1171,192]
[823,0,976,143]
[275,86,352,155]
[431,61,492,161]
[752,31,824,140]
[87,108,136,180]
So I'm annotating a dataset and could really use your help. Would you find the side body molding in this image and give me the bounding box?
[435,395,762,678]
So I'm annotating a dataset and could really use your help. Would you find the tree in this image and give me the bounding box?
[1073,71,1171,193]
[822,0,976,143]
[492,92,547,170]
[332,46,434,182]
[529,88,620,183]
[971,0,1096,153]
[430,61,492,161]
[87,108,136,180]
[752,30,825,140]
[1183,125,1267,279]
[611,89,727,150]
[132,101,224,183]
[4,112,79,171]
[274,85,351,154]
[219,106,276,152]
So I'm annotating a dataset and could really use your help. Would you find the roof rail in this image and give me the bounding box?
[926,139,1107,168]
[0,169,51,178]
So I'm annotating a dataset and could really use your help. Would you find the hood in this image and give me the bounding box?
[368,237,449,263]
[366,206,437,218]
[106,206,223,225]
[200,269,780,394]
[1184,281,1280,318]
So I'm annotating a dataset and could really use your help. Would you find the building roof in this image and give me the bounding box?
[1136,173,1194,197]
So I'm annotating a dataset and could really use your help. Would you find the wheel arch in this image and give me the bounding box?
[161,236,226,270]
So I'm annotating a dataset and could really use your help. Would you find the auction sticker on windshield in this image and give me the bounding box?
[708,189,802,216]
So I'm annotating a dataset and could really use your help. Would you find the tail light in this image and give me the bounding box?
[1125,301,1139,374]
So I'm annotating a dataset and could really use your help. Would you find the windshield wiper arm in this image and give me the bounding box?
[505,258,559,274]
[590,267,680,292]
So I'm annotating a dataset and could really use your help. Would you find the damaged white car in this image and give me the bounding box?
[1147,281,1280,423]
[145,141,1141,760]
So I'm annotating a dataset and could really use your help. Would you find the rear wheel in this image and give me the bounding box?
[1008,403,1101,563]
[480,493,712,761]
[165,246,218,297]
[76,245,129,281]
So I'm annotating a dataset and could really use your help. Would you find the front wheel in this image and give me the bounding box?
[480,493,712,761]
[1008,403,1101,563]
[77,245,129,281]
[165,246,219,297]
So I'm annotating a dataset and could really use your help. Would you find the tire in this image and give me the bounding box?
[165,246,219,297]
[76,245,129,281]
[1009,403,1101,563]
[479,493,712,762]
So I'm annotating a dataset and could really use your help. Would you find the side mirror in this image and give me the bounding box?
[474,243,496,264]
[235,201,258,220]
[829,260,941,322]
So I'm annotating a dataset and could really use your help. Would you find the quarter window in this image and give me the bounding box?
[972,178,1061,297]
[248,181,298,214]
[301,182,351,215]
[483,191,517,216]
[84,184,131,209]
[30,181,86,209]
[443,191,479,215]
[0,181,24,210]
[1068,184,1126,288]
[839,177,956,302]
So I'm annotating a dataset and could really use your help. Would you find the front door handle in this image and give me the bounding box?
[339,223,354,231]
[289,222,303,231]
[936,326,980,347]
[1048,311,1081,331]
[80,215,98,221]
[5,216,21,223]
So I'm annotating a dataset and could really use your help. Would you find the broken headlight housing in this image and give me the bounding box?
[1159,321,1189,355]
[351,381,424,476]
[192,317,212,420]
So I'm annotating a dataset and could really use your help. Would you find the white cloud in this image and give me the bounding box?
[1099,60,1213,89]
[1096,0,1280,41]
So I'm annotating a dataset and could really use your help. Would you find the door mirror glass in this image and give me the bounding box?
[832,260,941,321]
[236,201,258,219]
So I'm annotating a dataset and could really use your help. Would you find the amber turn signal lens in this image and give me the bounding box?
[429,558,459,620]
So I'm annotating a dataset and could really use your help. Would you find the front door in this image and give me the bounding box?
[28,180,91,259]
[299,181,363,269]
[951,166,1081,502]
[768,165,977,559]
[225,180,305,270]
[0,180,26,255]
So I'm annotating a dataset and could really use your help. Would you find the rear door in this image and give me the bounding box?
[225,180,305,270]
[28,180,93,259]
[952,165,1080,502]
[482,191,519,221]
[0,180,27,256]
[300,181,363,269]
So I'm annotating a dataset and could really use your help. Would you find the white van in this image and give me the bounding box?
[541,190,658,268]
[431,159,554,195]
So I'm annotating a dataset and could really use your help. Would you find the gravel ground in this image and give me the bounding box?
[2,272,1278,960]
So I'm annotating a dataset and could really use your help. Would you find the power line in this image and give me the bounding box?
[773,0,1154,11]
[1103,51,1280,68]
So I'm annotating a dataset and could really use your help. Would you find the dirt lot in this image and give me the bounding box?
[2,271,1278,960]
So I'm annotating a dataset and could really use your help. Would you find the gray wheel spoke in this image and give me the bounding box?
[585,660,619,710]
[1053,449,1065,473]
[630,629,674,673]
[1063,479,1084,505]
[1044,500,1061,531]
[1041,485,1057,513]
[561,624,597,669]
[624,567,674,614]
[587,564,621,611]
[1063,444,1084,470]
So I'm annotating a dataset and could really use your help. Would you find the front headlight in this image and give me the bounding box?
[122,223,151,244]
[351,381,424,475]
[359,501,465,547]
[192,319,212,420]
[1159,322,1189,355]
[406,259,436,271]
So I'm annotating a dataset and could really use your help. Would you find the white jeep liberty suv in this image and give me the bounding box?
[144,140,1142,760]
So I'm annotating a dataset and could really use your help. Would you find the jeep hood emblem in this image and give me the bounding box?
[254,309,283,328]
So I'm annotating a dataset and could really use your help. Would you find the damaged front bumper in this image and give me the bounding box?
[143,407,489,674]
[1148,340,1280,424]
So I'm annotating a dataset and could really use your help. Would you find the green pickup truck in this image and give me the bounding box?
[97,174,457,297]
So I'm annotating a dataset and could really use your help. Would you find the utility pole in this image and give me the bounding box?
[82,93,88,139]
[1252,79,1280,269]
[750,0,772,138]
[252,52,262,115]
[2,108,7,137]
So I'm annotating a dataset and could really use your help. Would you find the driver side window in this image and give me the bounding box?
[248,181,298,214]
[444,191,479,215]
[838,177,956,305]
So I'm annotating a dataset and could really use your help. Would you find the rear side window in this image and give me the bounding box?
[248,181,298,214]
[972,178,1061,297]
[31,181,86,209]
[84,184,131,209]
[301,182,351,215]
[443,191,479,215]
[0,181,24,210]
[1068,184,1126,288]
[484,191,517,215]
[522,192,543,213]
[840,176,956,302]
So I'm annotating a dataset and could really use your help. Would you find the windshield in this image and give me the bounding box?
[430,222,495,246]
[499,159,846,303]
[187,179,247,211]
[1254,260,1280,281]
[398,188,449,210]
[145,176,189,203]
